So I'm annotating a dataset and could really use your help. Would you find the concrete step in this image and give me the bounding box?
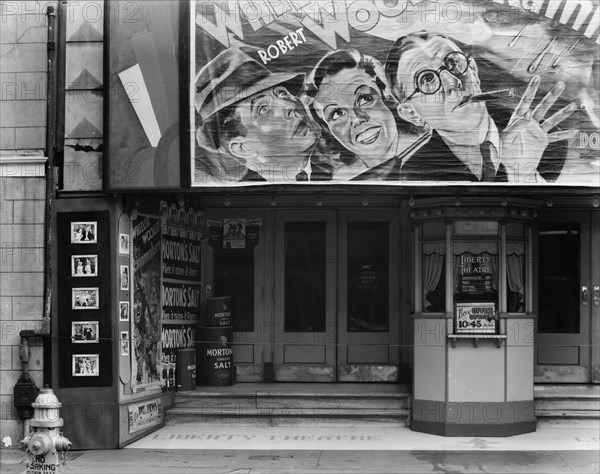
[535,398,600,411]
[533,385,600,425]
[165,414,408,427]
[534,384,600,397]
[174,394,410,411]
[166,407,410,427]
[167,385,411,427]
[535,409,600,420]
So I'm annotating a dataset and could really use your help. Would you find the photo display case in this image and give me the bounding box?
[57,211,112,388]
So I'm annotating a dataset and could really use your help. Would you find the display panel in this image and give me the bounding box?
[57,211,112,388]
[190,0,599,186]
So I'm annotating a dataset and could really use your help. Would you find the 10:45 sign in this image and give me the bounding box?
[455,302,497,334]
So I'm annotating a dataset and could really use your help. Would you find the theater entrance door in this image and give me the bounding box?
[206,208,401,383]
[534,211,600,383]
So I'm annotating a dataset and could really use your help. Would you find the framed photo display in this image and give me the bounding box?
[119,301,130,321]
[120,331,130,356]
[119,233,130,255]
[120,265,129,290]
[71,321,99,343]
[71,255,98,277]
[72,288,99,309]
[71,222,97,244]
[72,354,99,376]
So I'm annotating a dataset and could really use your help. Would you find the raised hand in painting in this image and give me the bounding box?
[500,75,579,182]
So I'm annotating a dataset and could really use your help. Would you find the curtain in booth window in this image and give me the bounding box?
[506,242,525,312]
[490,252,498,291]
[422,242,445,312]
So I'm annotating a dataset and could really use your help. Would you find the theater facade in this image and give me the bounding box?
[45,0,598,447]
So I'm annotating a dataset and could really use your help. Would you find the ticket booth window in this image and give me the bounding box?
[452,222,500,325]
[453,241,499,333]
[453,241,499,306]
[413,208,535,326]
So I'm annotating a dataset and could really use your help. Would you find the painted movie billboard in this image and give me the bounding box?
[190,0,599,186]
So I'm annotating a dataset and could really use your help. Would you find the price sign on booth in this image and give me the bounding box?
[455,302,497,334]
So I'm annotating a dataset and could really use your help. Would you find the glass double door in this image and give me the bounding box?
[207,209,400,382]
[534,211,600,383]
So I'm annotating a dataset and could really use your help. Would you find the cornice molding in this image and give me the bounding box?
[0,156,47,177]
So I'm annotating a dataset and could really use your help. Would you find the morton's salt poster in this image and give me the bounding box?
[190,0,599,185]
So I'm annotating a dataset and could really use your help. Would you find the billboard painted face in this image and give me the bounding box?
[190,0,599,186]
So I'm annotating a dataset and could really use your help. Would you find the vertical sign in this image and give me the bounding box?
[160,201,203,390]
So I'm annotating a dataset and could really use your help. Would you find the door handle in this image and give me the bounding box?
[582,286,589,306]
[594,286,600,306]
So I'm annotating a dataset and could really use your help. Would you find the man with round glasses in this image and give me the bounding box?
[386,32,578,183]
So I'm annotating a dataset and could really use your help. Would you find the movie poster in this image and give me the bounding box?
[190,0,599,186]
[132,215,162,391]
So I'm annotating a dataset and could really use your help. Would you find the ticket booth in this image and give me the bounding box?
[410,197,537,436]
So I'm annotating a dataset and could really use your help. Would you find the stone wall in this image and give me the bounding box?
[0,0,52,444]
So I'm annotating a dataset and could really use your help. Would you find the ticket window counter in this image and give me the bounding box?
[410,200,536,436]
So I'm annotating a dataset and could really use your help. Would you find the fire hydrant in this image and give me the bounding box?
[21,387,71,473]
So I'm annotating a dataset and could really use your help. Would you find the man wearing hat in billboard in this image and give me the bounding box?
[194,48,331,183]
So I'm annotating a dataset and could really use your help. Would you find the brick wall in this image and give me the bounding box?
[0,0,52,444]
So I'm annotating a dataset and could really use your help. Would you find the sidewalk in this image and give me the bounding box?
[2,424,598,473]
[2,448,599,474]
